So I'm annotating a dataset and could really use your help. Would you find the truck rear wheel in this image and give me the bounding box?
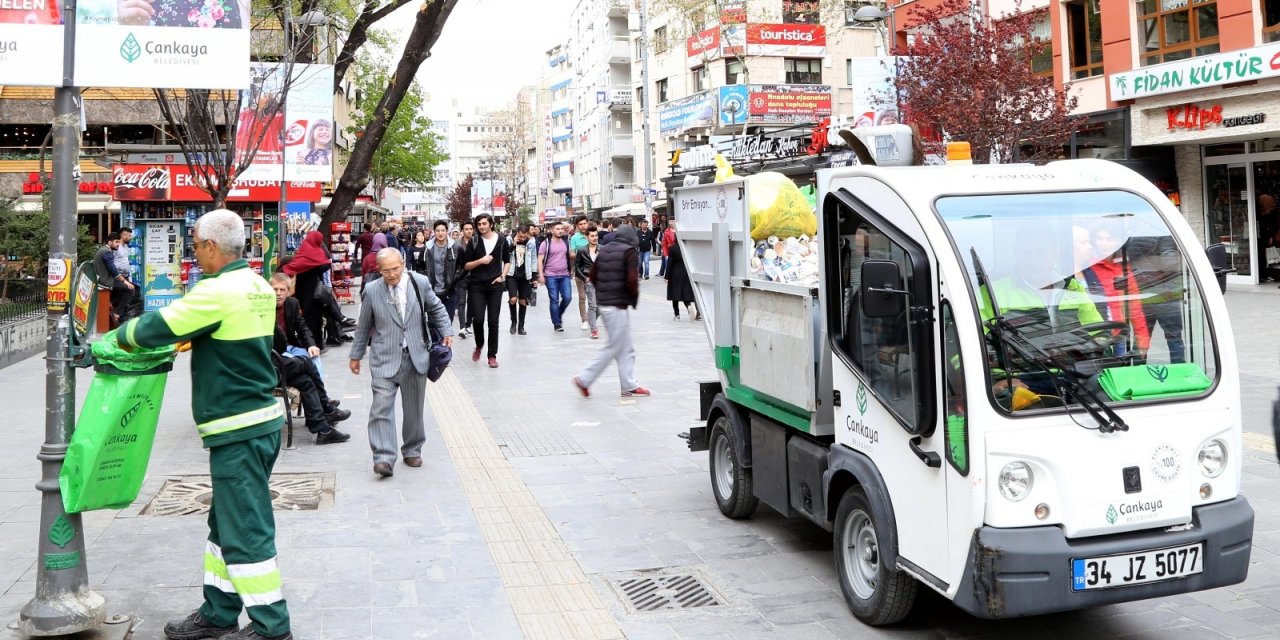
[709,415,757,519]
[833,487,916,625]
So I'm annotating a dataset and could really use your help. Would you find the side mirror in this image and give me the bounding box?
[860,260,907,318]
[1204,243,1234,294]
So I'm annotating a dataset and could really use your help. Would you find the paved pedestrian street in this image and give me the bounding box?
[2,278,1280,639]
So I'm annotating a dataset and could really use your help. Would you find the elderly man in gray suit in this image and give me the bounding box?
[349,248,454,478]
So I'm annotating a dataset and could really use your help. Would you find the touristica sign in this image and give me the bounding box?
[1109,42,1280,101]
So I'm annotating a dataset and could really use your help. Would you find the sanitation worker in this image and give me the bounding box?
[116,208,292,640]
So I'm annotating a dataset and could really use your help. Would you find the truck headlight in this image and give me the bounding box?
[1197,439,1227,478]
[998,462,1034,502]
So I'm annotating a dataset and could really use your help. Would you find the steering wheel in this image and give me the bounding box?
[1075,321,1129,356]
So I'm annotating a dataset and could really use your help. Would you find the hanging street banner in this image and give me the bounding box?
[746,23,825,57]
[73,0,251,88]
[0,0,64,86]
[686,25,720,61]
[236,63,336,182]
[660,91,716,135]
[747,84,832,124]
[848,57,900,128]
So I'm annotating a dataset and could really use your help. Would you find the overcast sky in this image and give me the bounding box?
[382,0,578,117]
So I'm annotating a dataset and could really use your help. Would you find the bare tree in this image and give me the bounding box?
[480,105,532,221]
[322,0,461,229]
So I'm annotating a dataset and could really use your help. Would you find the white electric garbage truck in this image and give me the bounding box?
[675,139,1253,624]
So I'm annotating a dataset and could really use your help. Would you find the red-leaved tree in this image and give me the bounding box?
[446,174,474,226]
[893,0,1081,163]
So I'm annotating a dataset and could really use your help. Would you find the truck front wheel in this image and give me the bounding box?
[709,416,758,519]
[833,487,916,625]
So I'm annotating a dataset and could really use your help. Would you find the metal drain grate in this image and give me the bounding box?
[611,573,723,612]
[142,473,334,516]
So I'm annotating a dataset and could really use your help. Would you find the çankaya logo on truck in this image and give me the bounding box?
[846,383,879,445]
[120,33,210,64]
[1106,500,1165,525]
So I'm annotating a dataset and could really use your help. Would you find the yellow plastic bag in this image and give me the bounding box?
[714,154,817,241]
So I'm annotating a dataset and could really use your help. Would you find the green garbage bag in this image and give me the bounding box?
[60,332,177,513]
[1098,363,1212,402]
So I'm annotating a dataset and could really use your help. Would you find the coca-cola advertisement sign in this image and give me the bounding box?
[686,26,720,59]
[114,165,173,200]
[746,23,826,57]
[113,164,323,202]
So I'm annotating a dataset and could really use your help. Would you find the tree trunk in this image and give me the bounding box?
[323,0,458,230]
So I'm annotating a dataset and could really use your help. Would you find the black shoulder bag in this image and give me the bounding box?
[408,273,452,382]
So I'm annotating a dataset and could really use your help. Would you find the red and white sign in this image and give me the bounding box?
[748,84,833,124]
[21,172,113,195]
[687,26,720,59]
[112,164,323,203]
[746,23,826,57]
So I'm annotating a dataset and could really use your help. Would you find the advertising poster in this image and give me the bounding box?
[748,84,832,124]
[718,85,750,127]
[112,163,323,202]
[848,57,900,128]
[236,63,335,182]
[471,180,507,218]
[686,25,719,60]
[143,221,183,310]
[73,0,250,88]
[659,92,716,135]
[721,23,746,58]
[0,0,64,86]
[746,23,825,57]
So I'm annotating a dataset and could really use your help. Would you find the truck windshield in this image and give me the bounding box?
[936,190,1218,414]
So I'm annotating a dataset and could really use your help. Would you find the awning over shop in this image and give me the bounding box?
[601,202,646,218]
[13,198,119,213]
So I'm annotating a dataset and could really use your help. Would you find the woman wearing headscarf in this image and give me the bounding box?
[360,231,388,295]
[665,228,699,321]
[283,231,331,347]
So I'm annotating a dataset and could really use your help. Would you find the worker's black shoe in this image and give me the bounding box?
[221,626,293,640]
[163,610,237,639]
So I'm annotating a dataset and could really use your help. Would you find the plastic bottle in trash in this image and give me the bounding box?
[188,263,202,288]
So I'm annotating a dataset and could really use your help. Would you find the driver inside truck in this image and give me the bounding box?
[978,228,1104,410]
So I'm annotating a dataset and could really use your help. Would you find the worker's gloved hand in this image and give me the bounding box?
[176,341,192,353]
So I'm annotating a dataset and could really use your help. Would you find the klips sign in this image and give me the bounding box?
[112,164,323,202]
[1166,103,1267,131]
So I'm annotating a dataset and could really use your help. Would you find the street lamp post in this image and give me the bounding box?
[852,5,896,55]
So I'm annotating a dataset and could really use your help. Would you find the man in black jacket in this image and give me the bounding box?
[636,219,654,280]
[270,274,352,444]
[572,225,650,398]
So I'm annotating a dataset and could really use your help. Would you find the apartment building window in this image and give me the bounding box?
[656,78,669,102]
[1029,13,1053,78]
[785,58,823,84]
[726,59,744,84]
[654,26,669,53]
[1139,0,1219,65]
[1265,0,1280,42]
[1067,0,1104,78]
[692,65,708,92]
[784,0,820,23]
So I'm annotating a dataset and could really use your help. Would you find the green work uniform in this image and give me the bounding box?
[118,259,289,637]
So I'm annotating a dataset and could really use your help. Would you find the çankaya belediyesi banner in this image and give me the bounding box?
[0,0,251,89]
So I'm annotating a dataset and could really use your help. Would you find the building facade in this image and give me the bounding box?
[1045,0,1280,284]
[567,0,636,215]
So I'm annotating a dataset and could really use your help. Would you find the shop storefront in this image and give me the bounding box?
[1115,44,1280,284]
[112,163,322,311]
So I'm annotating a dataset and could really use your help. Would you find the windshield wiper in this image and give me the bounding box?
[970,247,1129,433]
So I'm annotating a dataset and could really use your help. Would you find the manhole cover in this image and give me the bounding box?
[142,473,334,516]
[610,572,723,612]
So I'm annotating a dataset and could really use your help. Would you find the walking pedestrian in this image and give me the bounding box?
[537,221,575,332]
[455,221,475,339]
[353,223,375,276]
[576,226,601,339]
[506,225,537,336]
[569,216,591,330]
[421,220,460,342]
[572,224,649,399]
[359,231,388,295]
[408,229,430,273]
[458,213,510,368]
[666,227,699,321]
[636,219,654,280]
[117,209,294,640]
[349,248,454,478]
[659,219,676,278]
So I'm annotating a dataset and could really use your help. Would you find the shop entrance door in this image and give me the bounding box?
[1254,159,1280,281]
[1204,163,1253,284]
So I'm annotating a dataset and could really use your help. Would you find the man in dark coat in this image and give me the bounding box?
[572,225,650,399]
[269,273,351,444]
